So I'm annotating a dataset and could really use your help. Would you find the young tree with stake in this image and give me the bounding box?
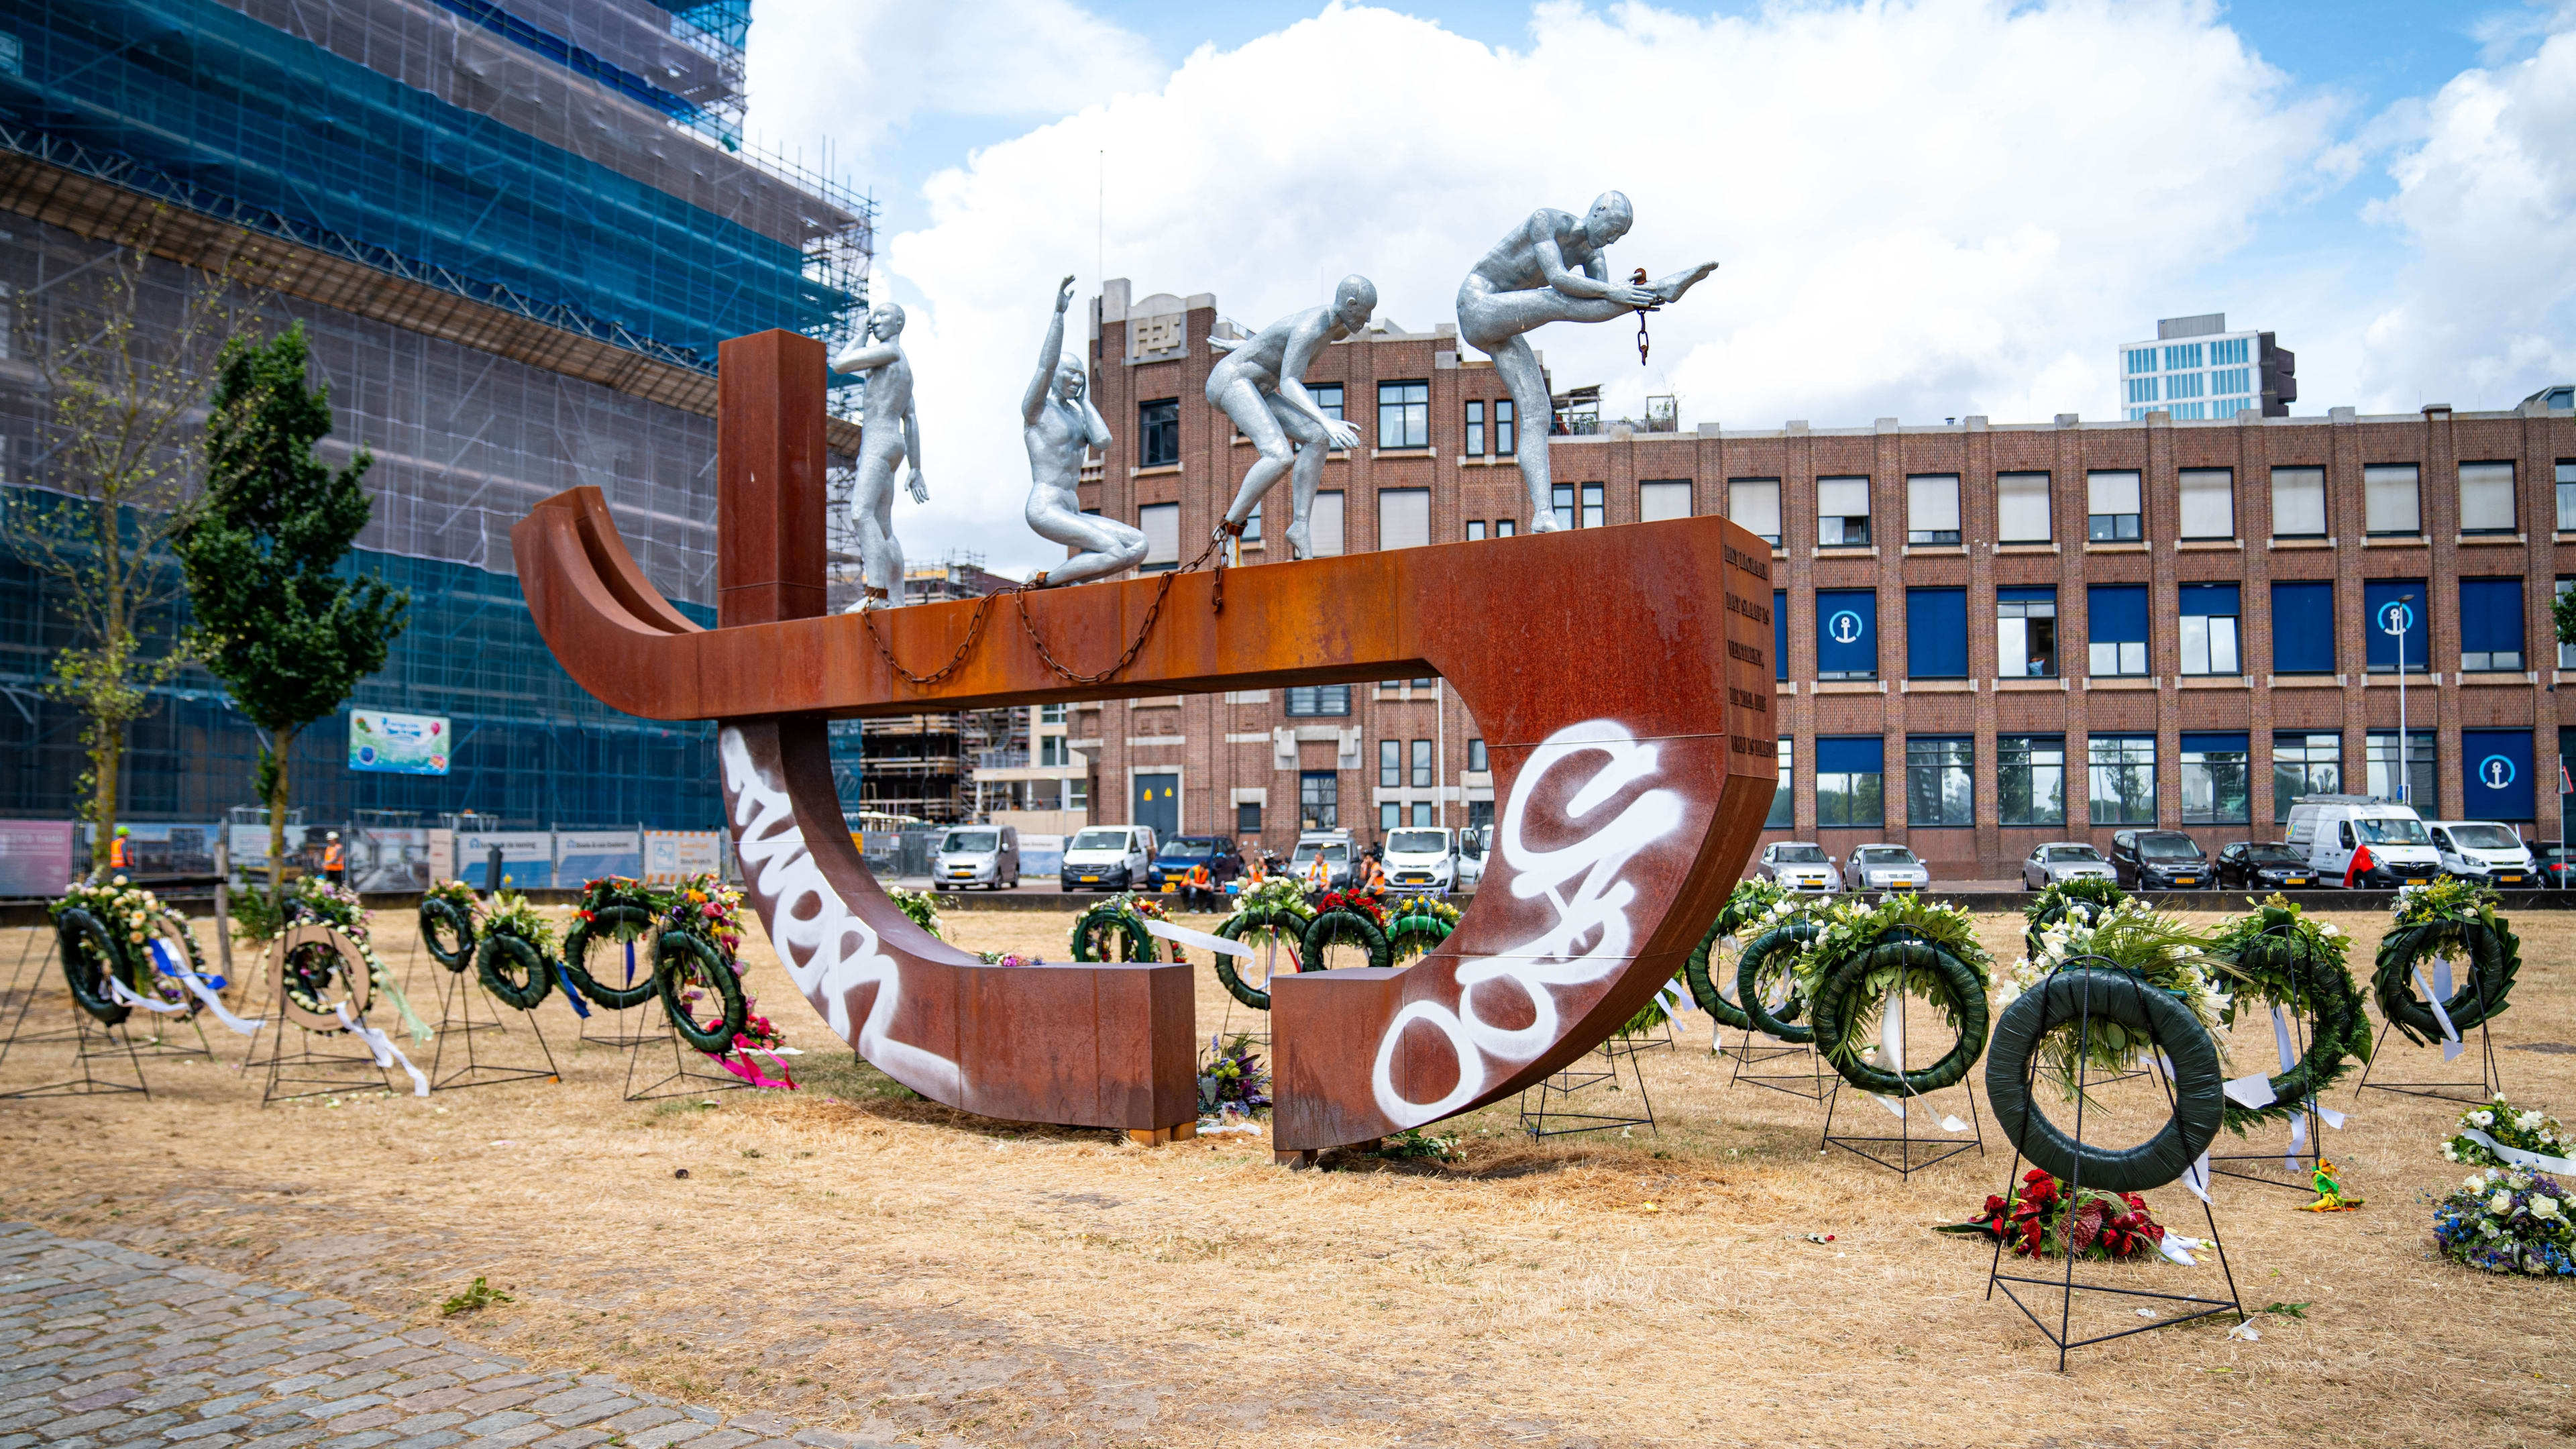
[176,323,408,893]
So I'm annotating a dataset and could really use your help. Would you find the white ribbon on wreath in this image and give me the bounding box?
[334,1002,430,1096]
[146,937,264,1037]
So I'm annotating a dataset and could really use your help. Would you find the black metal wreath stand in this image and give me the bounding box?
[250,1015,394,1106]
[0,991,154,1099]
[2355,959,2502,1104]
[621,1007,755,1102]
[427,956,561,1091]
[2207,922,2331,1191]
[1818,985,1984,1179]
[576,932,665,1050]
[1984,955,2245,1371]
[1518,1038,1658,1139]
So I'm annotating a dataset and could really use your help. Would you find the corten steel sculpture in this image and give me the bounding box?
[513,330,1776,1158]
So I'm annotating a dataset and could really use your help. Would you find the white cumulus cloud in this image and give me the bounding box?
[813,1,2341,575]
[2357,10,2576,410]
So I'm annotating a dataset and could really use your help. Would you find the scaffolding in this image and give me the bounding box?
[820,535,1026,826]
[0,0,866,830]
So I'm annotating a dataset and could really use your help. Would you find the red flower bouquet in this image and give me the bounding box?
[1943,1169,2169,1260]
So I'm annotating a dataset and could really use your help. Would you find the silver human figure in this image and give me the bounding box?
[829,303,926,609]
[1024,276,1146,587]
[1456,193,1716,529]
[1208,276,1376,558]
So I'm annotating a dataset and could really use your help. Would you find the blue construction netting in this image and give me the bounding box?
[0,0,856,370]
[0,542,722,829]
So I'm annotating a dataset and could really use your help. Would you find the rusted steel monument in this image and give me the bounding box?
[513,329,1775,1161]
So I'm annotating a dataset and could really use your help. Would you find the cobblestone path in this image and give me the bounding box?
[0,1226,912,1449]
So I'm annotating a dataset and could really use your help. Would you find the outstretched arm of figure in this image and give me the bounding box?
[1023,276,1075,424]
[902,407,926,503]
[833,339,899,374]
[1277,315,1360,449]
[1539,233,1656,308]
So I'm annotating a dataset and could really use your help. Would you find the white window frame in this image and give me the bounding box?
[2087,471,2143,542]
[2364,464,2421,536]
[1638,480,1693,523]
[1379,488,1430,550]
[1817,476,1871,547]
[2178,469,2235,540]
[1730,480,1782,545]
[1309,490,1346,556]
[2271,466,2326,538]
[1138,502,1180,571]
[2459,462,2517,535]
[1906,474,1960,545]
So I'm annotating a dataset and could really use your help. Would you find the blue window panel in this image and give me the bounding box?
[1774,589,1788,682]
[2125,347,2158,375]
[2460,578,2524,655]
[2181,732,2249,754]
[1816,589,1878,679]
[1998,586,2056,605]
[2271,582,2335,673]
[2178,583,2240,616]
[1816,736,1883,775]
[2463,729,2536,820]
[2088,585,2149,643]
[2363,580,2430,672]
[1906,588,1967,678]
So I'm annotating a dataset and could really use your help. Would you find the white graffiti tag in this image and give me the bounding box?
[1371,719,1684,1126]
[718,727,962,1098]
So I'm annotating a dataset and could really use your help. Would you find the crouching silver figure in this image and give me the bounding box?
[1022,276,1147,587]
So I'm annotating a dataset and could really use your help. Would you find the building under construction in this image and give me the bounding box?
[0,0,869,828]
[825,552,1025,826]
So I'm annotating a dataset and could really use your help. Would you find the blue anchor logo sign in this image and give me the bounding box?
[2377,600,2414,636]
[2479,755,2516,790]
[1827,610,1864,645]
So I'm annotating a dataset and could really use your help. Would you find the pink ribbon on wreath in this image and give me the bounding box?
[713,1044,797,1090]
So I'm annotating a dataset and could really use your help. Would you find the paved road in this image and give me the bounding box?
[0,1226,910,1449]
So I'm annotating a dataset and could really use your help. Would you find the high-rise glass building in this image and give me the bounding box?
[0,0,868,832]
[2118,313,2291,421]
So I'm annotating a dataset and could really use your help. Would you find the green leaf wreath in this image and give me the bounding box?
[2024,877,2128,958]
[1686,879,1804,1031]
[1791,893,1994,1093]
[2375,879,2520,1045]
[2204,895,2372,1132]
[52,876,201,1022]
[1996,898,2231,1099]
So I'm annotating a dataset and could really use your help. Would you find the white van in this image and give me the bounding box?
[2426,820,2538,888]
[1382,826,1458,892]
[2283,795,2443,887]
[1456,826,1488,890]
[932,824,1019,891]
[1059,824,1157,892]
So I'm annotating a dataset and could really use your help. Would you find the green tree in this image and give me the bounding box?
[176,323,409,891]
[3,221,269,854]
[2556,587,2576,664]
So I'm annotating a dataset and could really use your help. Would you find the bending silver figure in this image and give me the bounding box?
[1456,193,1715,529]
[1208,276,1375,558]
[1023,276,1146,587]
[830,303,926,609]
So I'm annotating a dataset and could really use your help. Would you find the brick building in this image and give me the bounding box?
[1073,279,2576,880]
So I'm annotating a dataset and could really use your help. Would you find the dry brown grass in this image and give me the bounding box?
[3,901,2573,1448]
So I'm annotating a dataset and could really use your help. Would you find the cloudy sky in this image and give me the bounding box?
[740,0,2576,578]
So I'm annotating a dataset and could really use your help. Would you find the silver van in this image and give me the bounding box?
[932,824,1020,891]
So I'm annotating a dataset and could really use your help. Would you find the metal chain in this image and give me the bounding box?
[860,589,1000,688]
[865,531,1226,691]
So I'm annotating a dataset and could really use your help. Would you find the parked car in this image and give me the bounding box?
[2215,841,2316,892]
[2283,795,2440,887]
[1381,827,1460,892]
[1758,841,1842,893]
[1844,843,1929,893]
[1059,825,1157,892]
[2110,830,2212,890]
[2021,842,2116,892]
[2426,820,2538,888]
[932,824,1020,891]
[2534,842,2576,890]
[1146,835,1243,892]
[1288,831,1355,890]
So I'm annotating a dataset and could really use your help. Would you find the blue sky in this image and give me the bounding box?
[742,1,2576,575]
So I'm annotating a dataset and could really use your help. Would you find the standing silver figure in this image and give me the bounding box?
[1023,276,1146,587]
[1208,276,1376,559]
[1456,193,1715,529]
[830,303,926,609]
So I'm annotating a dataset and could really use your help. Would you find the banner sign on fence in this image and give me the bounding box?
[352,828,434,894]
[643,830,722,883]
[348,709,451,775]
[556,830,643,884]
[0,820,76,897]
[456,831,555,889]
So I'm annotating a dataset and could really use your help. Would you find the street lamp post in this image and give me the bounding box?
[2384,592,2419,807]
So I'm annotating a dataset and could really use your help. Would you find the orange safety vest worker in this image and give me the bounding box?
[107,837,127,868]
[324,840,346,873]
